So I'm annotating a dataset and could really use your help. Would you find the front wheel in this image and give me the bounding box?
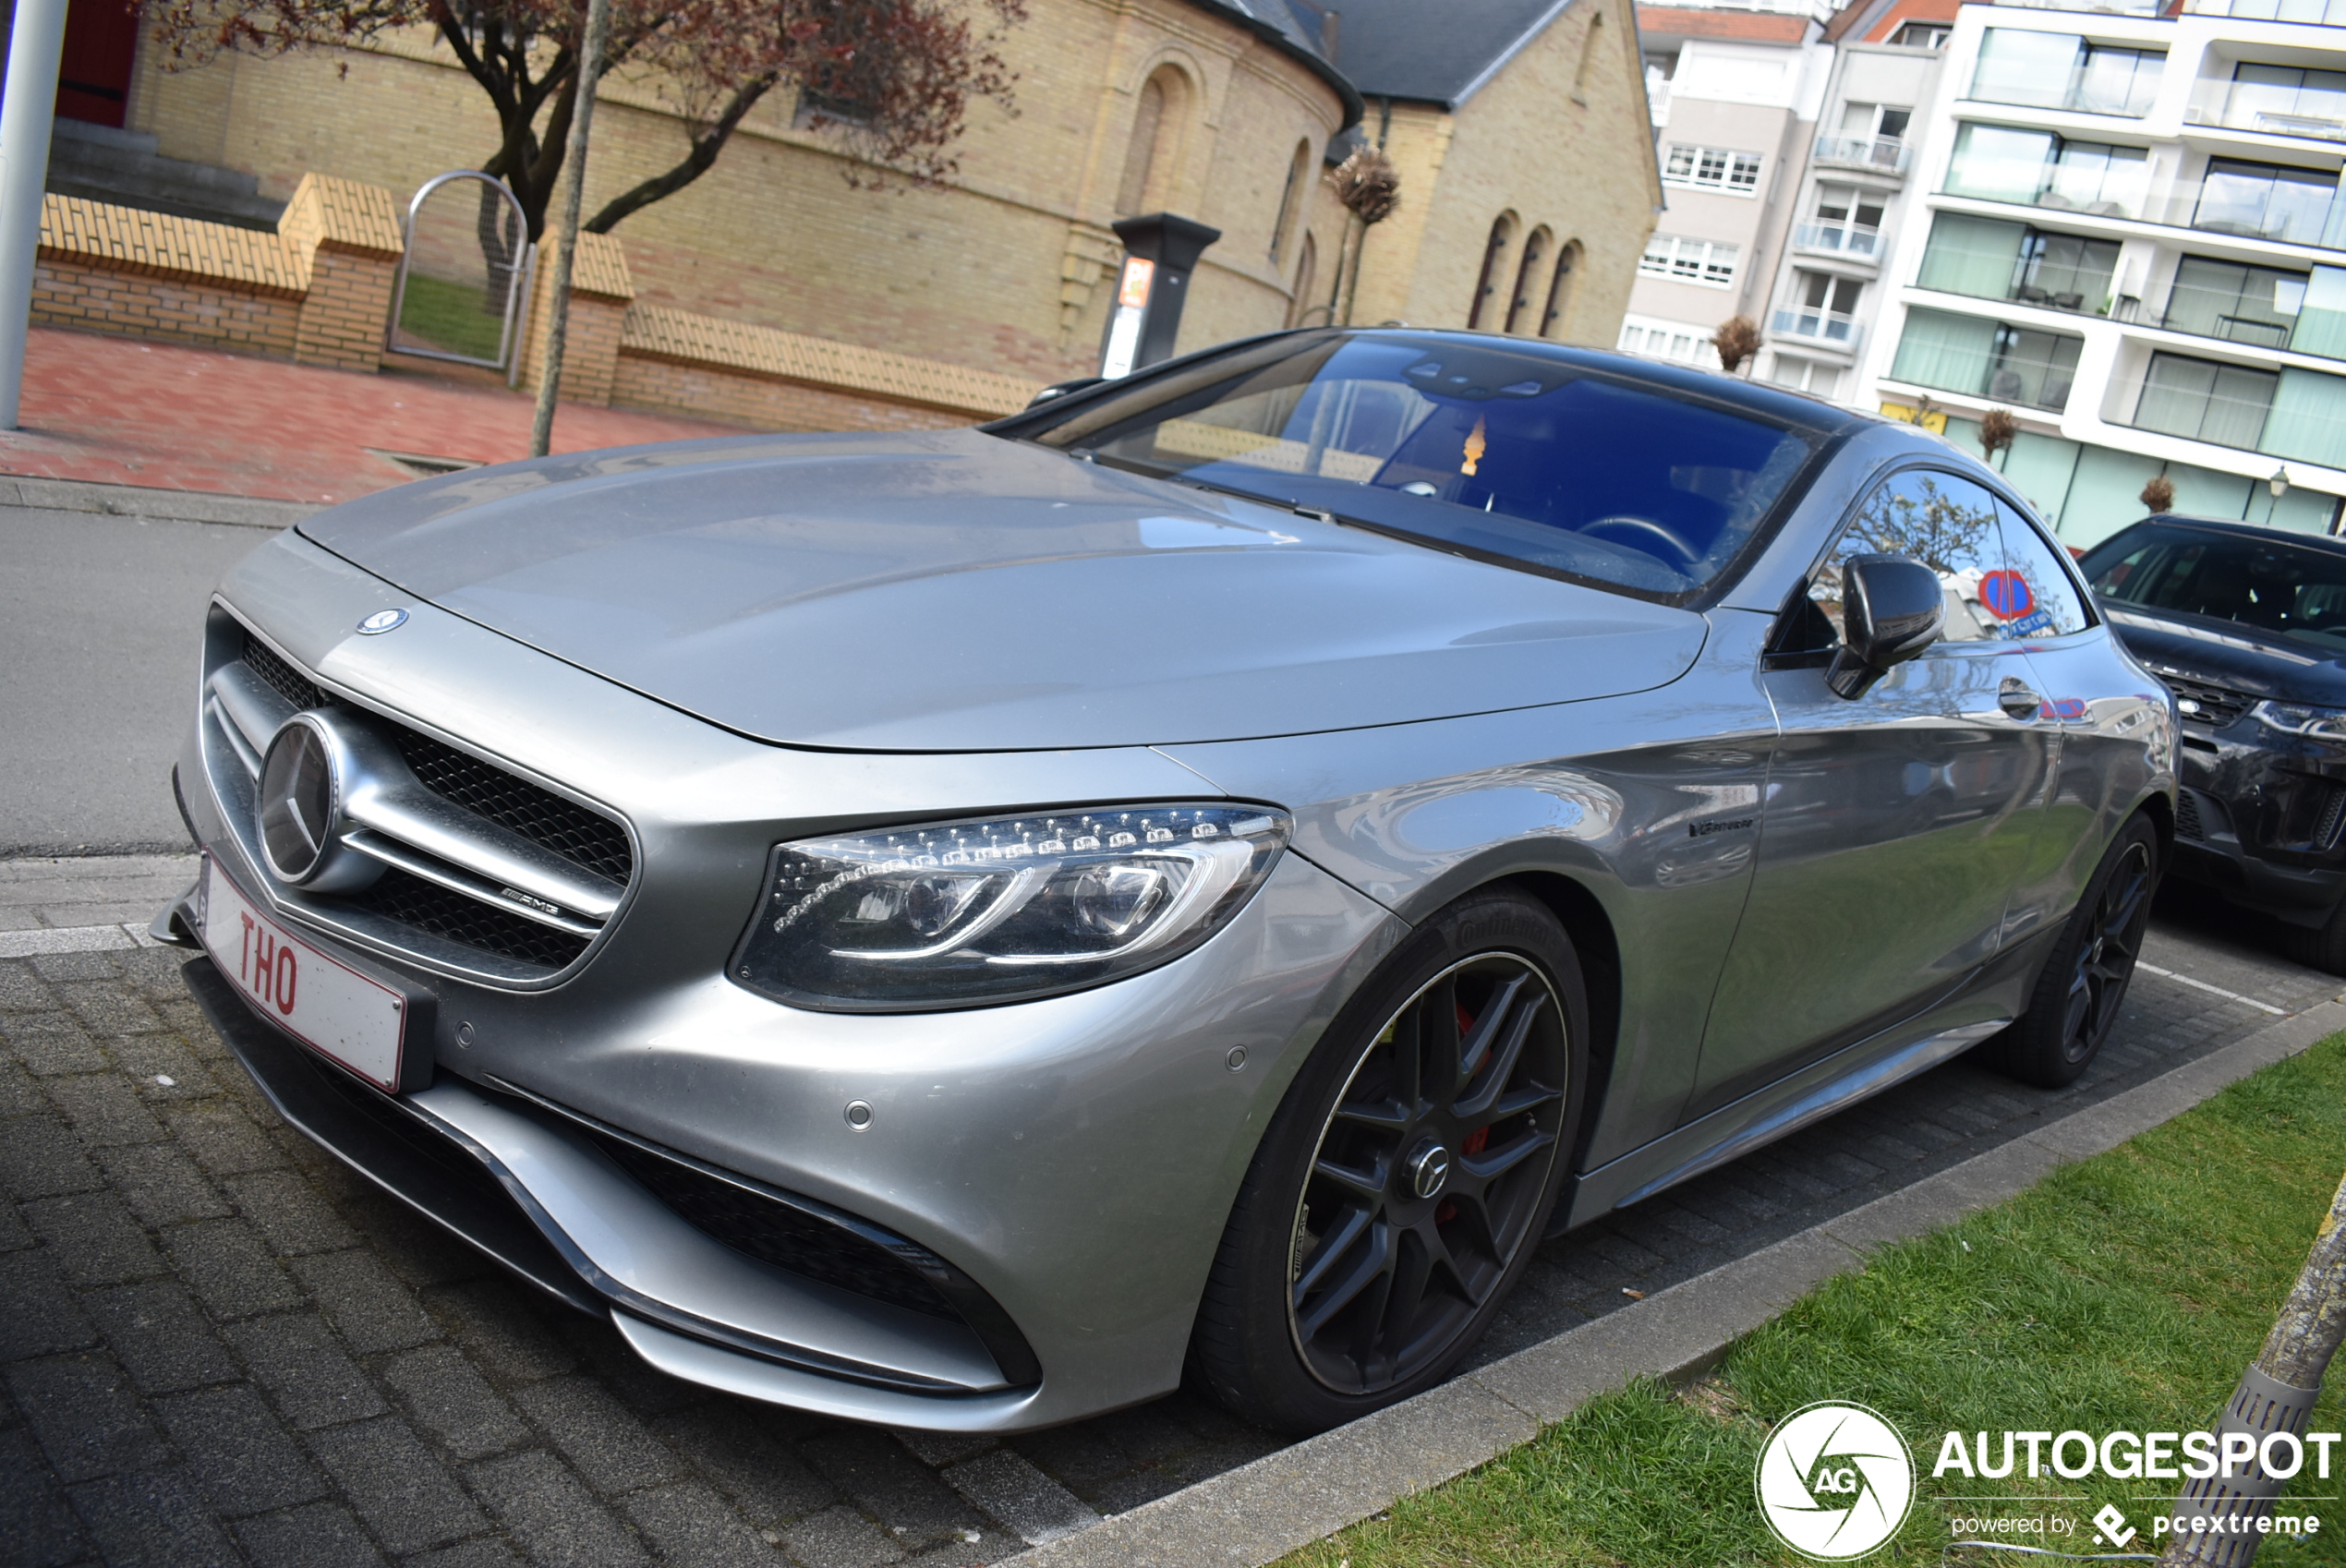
[1188,888,1586,1434]
[1988,814,2159,1089]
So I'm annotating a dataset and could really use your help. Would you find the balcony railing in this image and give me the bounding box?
[1792,221,1882,257]
[1771,307,1863,350]
[2186,78,2346,142]
[2182,0,2346,21]
[1943,171,2344,247]
[1812,135,1910,175]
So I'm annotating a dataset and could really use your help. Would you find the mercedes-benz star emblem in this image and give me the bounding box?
[357,608,409,634]
[1406,1140,1452,1200]
[258,717,341,883]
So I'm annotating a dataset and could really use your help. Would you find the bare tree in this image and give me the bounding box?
[1978,406,2017,467]
[142,0,1027,241]
[2142,474,2177,514]
[1325,145,1398,327]
[1711,314,1760,377]
[2159,1170,2346,1565]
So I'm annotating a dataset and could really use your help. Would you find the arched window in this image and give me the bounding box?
[1542,239,1584,338]
[1506,226,1553,334]
[1287,232,1320,327]
[1117,67,1189,215]
[1270,139,1312,262]
[1468,212,1518,330]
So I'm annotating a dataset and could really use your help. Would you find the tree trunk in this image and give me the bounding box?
[2158,1170,2346,1566]
[586,73,778,234]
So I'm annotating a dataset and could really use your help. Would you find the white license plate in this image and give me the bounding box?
[200,857,412,1092]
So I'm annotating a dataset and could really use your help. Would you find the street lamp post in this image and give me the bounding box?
[0,0,71,430]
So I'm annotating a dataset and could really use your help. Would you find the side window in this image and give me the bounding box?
[1808,469,2009,646]
[1994,500,2093,636]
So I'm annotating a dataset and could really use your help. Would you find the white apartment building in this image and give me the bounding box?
[1756,0,1960,399]
[1851,0,2346,542]
[1619,3,1836,368]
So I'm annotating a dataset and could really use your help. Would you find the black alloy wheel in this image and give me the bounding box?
[1190,888,1585,1433]
[1990,814,2160,1089]
[1290,954,1567,1394]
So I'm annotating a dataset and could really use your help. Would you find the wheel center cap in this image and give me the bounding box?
[1406,1139,1452,1200]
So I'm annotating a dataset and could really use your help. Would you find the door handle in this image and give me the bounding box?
[1999,677,2042,719]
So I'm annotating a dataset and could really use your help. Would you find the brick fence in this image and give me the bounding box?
[33,178,1042,432]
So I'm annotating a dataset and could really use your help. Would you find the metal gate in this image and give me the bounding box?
[385,172,535,383]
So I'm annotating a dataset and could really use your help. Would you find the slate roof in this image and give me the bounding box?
[1186,0,1367,125]
[1312,0,1578,110]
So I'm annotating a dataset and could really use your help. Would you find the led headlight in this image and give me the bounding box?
[2255,700,2346,741]
[732,803,1292,1010]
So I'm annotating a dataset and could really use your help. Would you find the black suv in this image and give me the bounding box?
[2081,513,2346,971]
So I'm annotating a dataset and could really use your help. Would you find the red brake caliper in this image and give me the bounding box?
[1439,1003,1492,1226]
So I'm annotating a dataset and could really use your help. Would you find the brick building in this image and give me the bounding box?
[30,0,1662,391]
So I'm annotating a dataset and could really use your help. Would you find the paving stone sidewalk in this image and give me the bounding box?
[1,857,2334,1567]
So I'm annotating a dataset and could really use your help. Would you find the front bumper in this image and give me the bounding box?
[2171,729,2346,926]
[179,529,1405,1429]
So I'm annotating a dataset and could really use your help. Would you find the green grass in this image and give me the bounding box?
[393,270,511,363]
[1283,1033,2346,1567]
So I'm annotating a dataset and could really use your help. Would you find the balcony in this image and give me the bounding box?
[1770,307,1863,351]
[2182,0,2346,20]
[1812,135,1910,175]
[1793,221,1882,258]
[2187,78,2346,142]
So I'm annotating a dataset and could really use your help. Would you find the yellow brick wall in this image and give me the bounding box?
[1351,0,1659,344]
[31,260,302,356]
[514,232,634,405]
[611,355,976,435]
[127,0,1348,385]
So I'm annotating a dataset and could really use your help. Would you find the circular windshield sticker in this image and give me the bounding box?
[1977,570,2035,621]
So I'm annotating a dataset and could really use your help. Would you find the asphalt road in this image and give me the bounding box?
[0,504,279,855]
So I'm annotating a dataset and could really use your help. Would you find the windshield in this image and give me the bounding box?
[2086,525,2346,652]
[1023,334,1822,598]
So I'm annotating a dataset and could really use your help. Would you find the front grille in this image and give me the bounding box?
[584,1132,961,1321]
[345,867,593,969]
[2165,675,2251,729]
[2177,788,2205,842]
[2317,787,2346,852]
[387,729,633,886]
[242,636,327,713]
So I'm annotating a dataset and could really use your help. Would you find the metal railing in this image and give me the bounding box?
[2182,0,2346,22]
[1792,221,1882,257]
[1770,307,1863,350]
[2186,77,2346,142]
[1813,134,1910,174]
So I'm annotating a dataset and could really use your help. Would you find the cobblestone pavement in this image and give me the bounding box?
[2,856,2335,1567]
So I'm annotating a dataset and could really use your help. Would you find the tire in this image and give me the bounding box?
[2281,901,2346,977]
[1988,814,2160,1089]
[1188,887,1587,1434]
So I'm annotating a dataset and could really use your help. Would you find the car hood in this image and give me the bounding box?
[2099,603,2346,707]
[298,428,1708,751]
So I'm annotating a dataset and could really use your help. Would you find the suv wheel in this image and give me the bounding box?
[1188,888,1585,1434]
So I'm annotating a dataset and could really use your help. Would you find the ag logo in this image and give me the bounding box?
[1754,1401,1915,1560]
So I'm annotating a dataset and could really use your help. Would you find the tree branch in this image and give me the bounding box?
[585,72,776,233]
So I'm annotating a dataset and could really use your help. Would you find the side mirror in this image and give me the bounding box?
[1826,554,1944,699]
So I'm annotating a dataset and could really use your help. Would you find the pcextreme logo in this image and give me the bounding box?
[1754,1401,1917,1561]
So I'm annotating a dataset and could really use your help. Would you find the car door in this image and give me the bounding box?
[1686,466,2060,1119]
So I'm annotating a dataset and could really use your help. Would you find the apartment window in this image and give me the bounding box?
[1943,124,2147,218]
[1890,308,2083,410]
[1891,21,1951,49]
[1639,235,1739,287]
[2163,256,2311,347]
[1841,102,1913,143]
[1768,356,1841,397]
[2134,353,2278,447]
[2227,63,2346,135]
[2194,158,2338,247]
[1970,30,2164,117]
[1773,271,1864,344]
[1616,320,1721,367]
[1799,185,1886,255]
[1923,213,2119,311]
[1663,143,1764,195]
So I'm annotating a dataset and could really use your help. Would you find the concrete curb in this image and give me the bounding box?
[1000,998,2346,1568]
[0,473,315,528]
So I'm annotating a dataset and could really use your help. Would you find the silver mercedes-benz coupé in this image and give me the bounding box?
[168,329,2174,1436]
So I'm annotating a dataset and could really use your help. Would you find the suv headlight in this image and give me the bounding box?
[732,802,1292,1010]
[2254,701,2346,741]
